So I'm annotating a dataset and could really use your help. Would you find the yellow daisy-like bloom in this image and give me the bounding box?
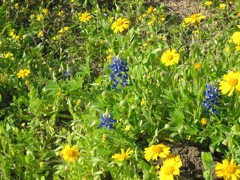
[17,69,30,78]
[232,32,240,45]
[58,10,64,16]
[146,6,153,14]
[158,155,182,180]
[125,125,131,132]
[219,3,226,10]
[144,144,170,161]
[41,8,48,15]
[79,12,92,23]
[58,26,69,34]
[112,148,133,162]
[38,31,44,38]
[111,18,130,33]
[36,14,43,21]
[183,13,206,26]
[215,159,240,180]
[4,52,14,60]
[12,34,20,40]
[161,49,180,66]
[14,3,19,8]
[236,46,240,52]
[148,15,156,26]
[204,1,212,6]
[39,162,44,167]
[194,63,201,70]
[219,71,240,96]
[200,118,207,125]
[9,29,15,37]
[59,144,79,163]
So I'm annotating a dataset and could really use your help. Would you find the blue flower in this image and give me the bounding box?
[64,68,74,77]
[202,84,221,114]
[98,113,116,130]
[110,57,129,89]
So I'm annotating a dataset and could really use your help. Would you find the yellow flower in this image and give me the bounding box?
[219,3,226,10]
[36,14,43,21]
[192,30,199,34]
[232,32,240,45]
[14,3,19,8]
[109,17,114,23]
[226,47,231,52]
[148,15,156,26]
[38,31,44,38]
[58,10,64,16]
[183,13,206,26]
[215,159,240,180]
[204,1,212,6]
[102,134,107,141]
[58,26,69,34]
[4,52,14,60]
[186,135,191,140]
[141,98,146,106]
[144,144,170,161]
[21,122,26,127]
[194,63,201,70]
[52,34,60,40]
[59,145,79,163]
[106,48,113,54]
[160,14,167,21]
[158,155,182,180]
[76,99,81,105]
[200,118,207,125]
[41,8,48,15]
[12,35,20,40]
[236,46,240,52]
[158,34,167,41]
[160,49,180,66]
[125,125,131,131]
[238,11,240,17]
[39,162,44,167]
[111,18,130,33]
[17,69,30,78]
[219,71,240,96]
[9,29,15,37]
[112,148,133,162]
[146,6,153,14]
[79,12,92,22]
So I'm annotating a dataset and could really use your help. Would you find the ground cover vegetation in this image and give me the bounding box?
[0,0,240,179]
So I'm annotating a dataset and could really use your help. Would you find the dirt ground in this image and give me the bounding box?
[152,141,222,180]
[145,0,207,17]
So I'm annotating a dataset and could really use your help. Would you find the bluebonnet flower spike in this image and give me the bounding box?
[98,113,116,130]
[202,84,221,114]
[110,57,129,89]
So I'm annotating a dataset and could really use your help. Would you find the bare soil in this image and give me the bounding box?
[152,142,222,179]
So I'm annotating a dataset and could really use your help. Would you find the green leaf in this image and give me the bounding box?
[66,77,83,93]
[45,80,61,96]
[42,151,56,160]
[151,48,162,54]
[201,152,215,170]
